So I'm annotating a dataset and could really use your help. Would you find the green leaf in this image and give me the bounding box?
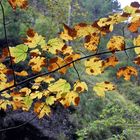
[10,44,28,63]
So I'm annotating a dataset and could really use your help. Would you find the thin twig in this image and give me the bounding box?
[73,62,81,81]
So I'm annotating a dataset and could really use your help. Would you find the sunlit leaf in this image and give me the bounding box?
[10,44,28,63]
[93,81,115,97]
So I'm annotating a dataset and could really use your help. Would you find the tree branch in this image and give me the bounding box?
[0,45,139,93]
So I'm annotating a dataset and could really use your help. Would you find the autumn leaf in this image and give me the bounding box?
[34,102,51,118]
[107,36,125,52]
[59,91,80,107]
[134,56,140,65]
[10,44,28,63]
[29,56,46,72]
[59,24,77,41]
[84,33,100,52]
[128,17,140,32]
[15,70,28,76]
[102,55,119,68]
[46,96,56,105]
[61,45,73,55]
[123,5,137,14]
[73,81,88,93]
[64,53,81,67]
[47,57,67,74]
[1,92,11,99]
[30,91,44,99]
[74,23,98,38]
[24,29,46,49]
[93,81,115,97]
[117,66,138,80]
[48,79,71,93]
[8,0,28,10]
[22,96,33,111]
[0,100,11,111]
[47,38,65,54]
[134,35,140,48]
[84,57,104,75]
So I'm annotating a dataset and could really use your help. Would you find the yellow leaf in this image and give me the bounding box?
[74,81,88,93]
[93,81,115,97]
[0,100,11,111]
[46,96,56,105]
[1,92,11,99]
[84,57,104,75]
[28,56,46,72]
[34,102,51,118]
[30,91,44,99]
[84,33,100,52]
[48,79,71,93]
[47,38,65,54]
[107,36,125,52]
[24,29,46,49]
[15,70,28,76]
[134,36,140,51]
[60,91,80,107]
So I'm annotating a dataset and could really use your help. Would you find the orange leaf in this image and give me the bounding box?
[8,0,28,10]
[103,55,119,68]
[117,66,138,80]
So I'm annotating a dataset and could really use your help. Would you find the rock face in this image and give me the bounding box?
[0,105,76,140]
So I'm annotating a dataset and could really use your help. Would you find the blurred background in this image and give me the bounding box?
[0,0,140,140]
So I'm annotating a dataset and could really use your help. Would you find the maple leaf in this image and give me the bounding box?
[107,36,125,52]
[74,23,98,38]
[48,79,71,93]
[84,57,104,75]
[24,29,46,49]
[59,91,80,107]
[30,91,44,99]
[34,102,51,118]
[102,55,119,68]
[61,45,73,55]
[64,53,81,68]
[73,81,88,93]
[0,100,11,111]
[59,24,77,41]
[117,66,138,80]
[93,81,115,97]
[46,96,56,105]
[84,33,100,52]
[29,56,46,72]
[47,38,65,54]
[22,96,33,111]
[8,0,28,10]
[47,57,67,74]
[10,44,28,63]
[1,92,11,99]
